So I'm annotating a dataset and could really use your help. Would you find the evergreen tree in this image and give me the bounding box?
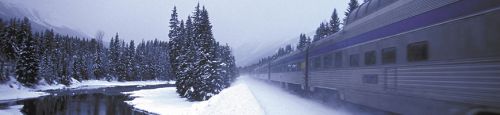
[313,22,331,42]
[169,6,182,83]
[194,7,224,101]
[285,44,293,53]
[15,18,39,87]
[329,9,341,34]
[0,19,15,82]
[296,34,308,50]
[125,40,137,81]
[136,41,147,80]
[71,53,87,81]
[173,5,230,101]
[108,33,121,81]
[176,17,194,98]
[92,38,106,80]
[116,40,128,81]
[38,30,58,84]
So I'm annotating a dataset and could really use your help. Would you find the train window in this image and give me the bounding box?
[349,54,359,67]
[382,47,396,64]
[364,51,376,66]
[335,52,343,67]
[323,54,333,68]
[407,41,429,62]
[313,57,322,69]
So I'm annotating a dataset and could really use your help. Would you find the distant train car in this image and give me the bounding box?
[250,0,500,114]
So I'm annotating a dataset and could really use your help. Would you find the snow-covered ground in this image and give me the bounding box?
[0,77,173,101]
[125,76,349,115]
[0,84,48,102]
[36,79,173,90]
[0,105,23,115]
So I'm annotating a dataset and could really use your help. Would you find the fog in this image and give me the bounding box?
[3,0,349,66]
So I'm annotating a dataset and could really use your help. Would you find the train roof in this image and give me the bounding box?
[268,0,463,65]
[311,0,460,51]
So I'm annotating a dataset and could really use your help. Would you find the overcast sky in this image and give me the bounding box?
[5,0,350,66]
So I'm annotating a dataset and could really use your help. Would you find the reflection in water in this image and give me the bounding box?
[20,93,153,115]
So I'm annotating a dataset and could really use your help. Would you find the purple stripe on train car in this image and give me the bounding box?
[274,0,500,64]
[311,0,500,56]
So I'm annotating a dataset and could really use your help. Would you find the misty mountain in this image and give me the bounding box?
[234,34,303,66]
[0,1,89,38]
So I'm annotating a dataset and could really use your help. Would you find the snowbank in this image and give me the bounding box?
[190,82,264,115]
[242,76,350,115]
[0,78,49,101]
[124,81,265,115]
[0,77,172,101]
[124,87,195,115]
[0,105,24,115]
[125,76,346,115]
[0,84,48,101]
[124,78,264,115]
[36,80,171,90]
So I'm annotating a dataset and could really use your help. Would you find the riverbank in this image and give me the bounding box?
[0,80,174,115]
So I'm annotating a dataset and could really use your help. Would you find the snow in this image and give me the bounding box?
[0,105,24,115]
[125,76,348,115]
[0,76,173,101]
[0,77,49,101]
[0,84,48,102]
[36,80,171,90]
[124,87,196,115]
[242,76,349,115]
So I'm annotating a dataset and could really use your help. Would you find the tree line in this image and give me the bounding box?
[168,5,239,101]
[0,18,172,87]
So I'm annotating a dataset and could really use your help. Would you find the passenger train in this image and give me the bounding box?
[249,0,500,114]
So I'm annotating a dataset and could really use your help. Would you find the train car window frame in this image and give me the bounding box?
[364,51,376,66]
[407,41,429,62]
[335,52,343,67]
[323,54,333,68]
[313,56,322,69]
[382,47,397,64]
[350,54,360,67]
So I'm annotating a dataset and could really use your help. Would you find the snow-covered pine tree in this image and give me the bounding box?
[194,7,224,101]
[116,40,128,81]
[169,5,236,101]
[168,6,181,80]
[0,19,9,82]
[135,40,146,80]
[15,18,39,87]
[38,30,58,84]
[0,19,20,82]
[125,40,137,81]
[71,53,86,82]
[92,38,106,80]
[285,44,293,54]
[227,49,238,84]
[176,17,194,98]
[296,34,308,50]
[313,22,330,42]
[158,41,171,80]
[218,44,236,88]
[329,9,341,35]
[108,33,121,81]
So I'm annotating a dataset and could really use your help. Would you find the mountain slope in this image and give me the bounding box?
[0,1,89,38]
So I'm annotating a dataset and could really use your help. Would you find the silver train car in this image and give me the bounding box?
[250,0,500,114]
